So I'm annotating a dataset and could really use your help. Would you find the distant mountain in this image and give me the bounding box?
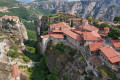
[0,0,18,7]
[17,0,35,3]
[31,0,120,22]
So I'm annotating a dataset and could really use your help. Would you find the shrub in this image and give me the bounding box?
[100,23,109,30]
[22,56,30,63]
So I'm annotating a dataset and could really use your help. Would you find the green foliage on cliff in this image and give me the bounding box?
[27,30,37,40]
[97,65,115,79]
[47,68,59,80]
[88,17,93,24]
[22,20,37,41]
[55,43,67,54]
[93,20,99,27]
[114,16,120,23]
[108,28,120,39]
[22,56,30,63]
[7,45,21,58]
[100,23,110,30]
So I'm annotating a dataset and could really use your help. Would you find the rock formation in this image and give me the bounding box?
[32,0,120,22]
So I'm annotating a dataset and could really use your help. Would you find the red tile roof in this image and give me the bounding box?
[98,21,104,25]
[112,23,120,27]
[111,40,120,48]
[89,41,105,51]
[50,22,71,29]
[2,15,19,20]
[68,18,81,21]
[99,27,110,36]
[83,32,102,41]
[82,19,88,22]
[89,56,102,66]
[100,46,120,63]
[63,30,82,41]
[12,16,19,19]
[12,64,19,78]
[42,34,49,38]
[50,34,64,39]
[71,29,83,35]
[78,24,99,32]
[52,29,63,33]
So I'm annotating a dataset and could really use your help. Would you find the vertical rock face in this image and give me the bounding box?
[33,0,120,21]
[15,22,28,40]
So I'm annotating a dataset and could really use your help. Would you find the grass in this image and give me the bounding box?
[97,65,115,78]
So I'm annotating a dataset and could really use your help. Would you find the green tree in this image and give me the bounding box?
[80,18,83,24]
[93,20,99,27]
[113,16,120,23]
[47,68,59,80]
[7,51,14,57]
[88,18,93,24]
[100,23,109,30]
[71,19,74,27]
[22,56,30,63]
[108,28,120,39]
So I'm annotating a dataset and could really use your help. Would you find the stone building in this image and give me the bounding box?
[82,32,103,46]
[68,18,81,26]
[63,30,83,48]
[76,24,99,32]
[2,15,19,23]
[89,41,105,55]
[99,46,120,71]
[48,22,71,33]
[111,40,120,51]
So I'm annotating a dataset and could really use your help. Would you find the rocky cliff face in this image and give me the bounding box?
[34,0,120,22]
[14,22,28,40]
[2,20,28,50]
[0,63,12,80]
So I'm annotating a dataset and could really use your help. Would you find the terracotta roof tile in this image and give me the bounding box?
[63,30,82,41]
[2,15,19,20]
[98,21,104,25]
[111,40,120,48]
[112,23,120,27]
[50,22,71,29]
[71,29,83,35]
[89,41,105,51]
[41,35,49,38]
[99,27,110,36]
[100,46,120,63]
[12,64,19,78]
[83,32,102,41]
[78,24,99,32]
[82,19,88,22]
[50,34,64,39]
[52,29,63,33]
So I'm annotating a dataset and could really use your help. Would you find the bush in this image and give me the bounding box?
[55,43,66,54]
[22,56,30,63]
[108,28,120,39]
[100,23,109,30]
[114,16,120,23]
